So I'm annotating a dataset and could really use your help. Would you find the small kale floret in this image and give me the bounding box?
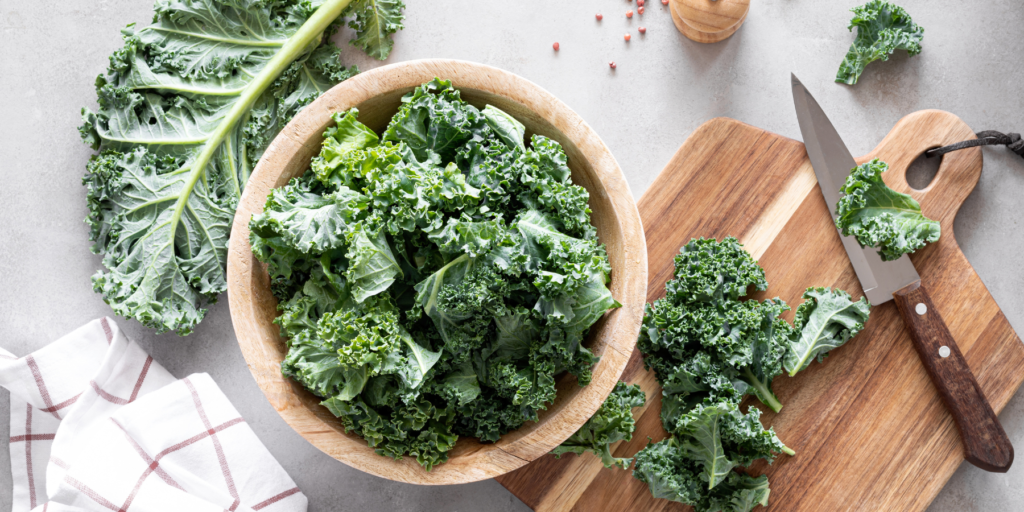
[552,382,647,469]
[784,288,871,376]
[835,159,940,261]
[666,237,768,306]
[836,1,924,85]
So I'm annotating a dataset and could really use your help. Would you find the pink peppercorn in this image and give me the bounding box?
[626,10,633,18]
[639,6,645,14]
[624,33,631,41]
[552,42,559,51]
[662,0,668,4]
[639,26,647,34]
[609,61,617,69]
[638,0,644,5]
[596,13,603,20]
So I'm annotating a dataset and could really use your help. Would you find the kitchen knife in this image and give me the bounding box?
[791,73,1014,472]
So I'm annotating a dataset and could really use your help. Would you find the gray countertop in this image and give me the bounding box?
[2,0,1022,510]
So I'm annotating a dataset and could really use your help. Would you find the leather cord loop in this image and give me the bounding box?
[926,131,1024,159]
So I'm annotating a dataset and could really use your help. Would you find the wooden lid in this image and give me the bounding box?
[671,0,750,43]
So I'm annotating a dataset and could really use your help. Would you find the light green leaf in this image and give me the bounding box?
[482,105,526,152]
[784,287,872,376]
[345,224,402,302]
[413,254,476,344]
[835,159,940,261]
[441,363,481,405]
[675,403,738,490]
[393,330,442,389]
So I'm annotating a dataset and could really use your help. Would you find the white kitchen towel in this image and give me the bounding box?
[0,317,307,512]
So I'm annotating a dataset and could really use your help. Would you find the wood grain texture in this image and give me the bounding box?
[670,0,750,43]
[225,60,648,484]
[893,281,1014,472]
[496,111,1024,511]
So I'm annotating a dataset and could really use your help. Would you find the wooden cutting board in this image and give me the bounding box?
[496,111,1024,511]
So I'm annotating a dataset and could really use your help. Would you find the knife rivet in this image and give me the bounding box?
[939,346,950,358]
[915,303,927,315]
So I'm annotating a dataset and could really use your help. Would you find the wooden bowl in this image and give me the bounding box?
[227,59,647,484]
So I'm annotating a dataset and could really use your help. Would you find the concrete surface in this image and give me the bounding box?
[1,0,1022,510]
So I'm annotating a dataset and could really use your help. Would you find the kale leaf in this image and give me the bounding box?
[552,382,646,469]
[80,0,405,335]
[640,239,789,413]
[251,79,617,469]
[345,0,407,60]
[835,159,940,261]
[784,288,871,376]
[633,424,776,512]
[836,1,924,85]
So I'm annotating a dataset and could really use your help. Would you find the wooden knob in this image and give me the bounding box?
[670,0,750,43]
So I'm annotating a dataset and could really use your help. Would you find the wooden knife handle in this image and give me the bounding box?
[893,281,1014,472]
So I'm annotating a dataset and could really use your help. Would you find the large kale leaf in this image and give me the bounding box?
[552,382,646,469]
[80,0,405,335]
[784,288,871,376]
[835,159,940,261]
[836,1,924,85]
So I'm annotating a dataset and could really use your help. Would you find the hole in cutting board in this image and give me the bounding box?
[905,151,942,190]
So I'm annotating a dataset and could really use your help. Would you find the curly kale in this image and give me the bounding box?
[784,288,871,376]
[835,159,940,261]
[552,382,646,469]
[632,238,801,511]
[665,238,768,306]
[251,79,617,470]
[632,238,872,509]
[836,1,924,85]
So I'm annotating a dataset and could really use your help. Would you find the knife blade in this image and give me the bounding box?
[790,74,921,305]
[790,73,1013,473]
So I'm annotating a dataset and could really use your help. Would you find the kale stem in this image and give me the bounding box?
[741,366,783,413]
[781,445,796,457]
[168,0,353,240]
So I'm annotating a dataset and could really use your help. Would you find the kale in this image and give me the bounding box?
[552,382,646,469]
[80,0,406,335]
[836,1,924,85]
[640,238,788,413]
[250,78,617,469]
[632,238,872,509]
[835,159,940,261]
[784,288,871,376]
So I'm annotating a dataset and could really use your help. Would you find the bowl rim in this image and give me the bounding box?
[227,58,647,484]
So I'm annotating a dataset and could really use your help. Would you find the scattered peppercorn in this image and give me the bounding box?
[626,10,633,18]
[596,13,603,20]
[624,33,631,41]
[609,61,617,69]
[552,42,559,51]
[638,6,645,14]
[639,26,647,34]
[638,0,645,5]
[661,0,668,4]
